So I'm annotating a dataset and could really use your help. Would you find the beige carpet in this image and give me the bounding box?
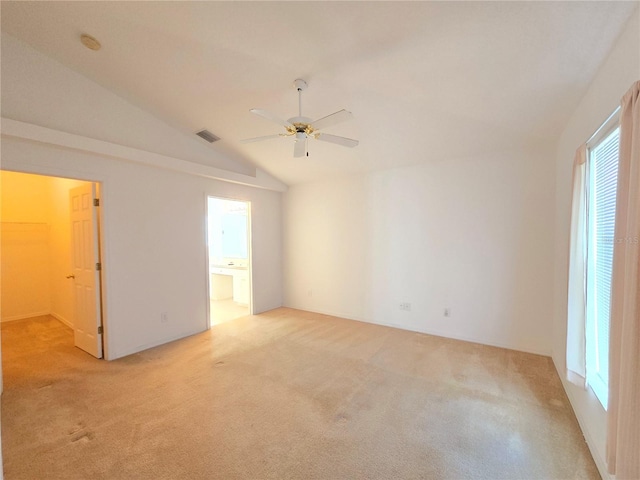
[2,309,599,480]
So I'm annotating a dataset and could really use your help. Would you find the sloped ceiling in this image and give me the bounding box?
[1,1,637,185]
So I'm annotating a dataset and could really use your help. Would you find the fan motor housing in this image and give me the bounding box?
[287,117,315,136]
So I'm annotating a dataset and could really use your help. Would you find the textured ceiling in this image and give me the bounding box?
[1,1,637,185]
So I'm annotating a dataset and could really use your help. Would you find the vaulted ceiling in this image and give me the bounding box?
[1,1,637,185]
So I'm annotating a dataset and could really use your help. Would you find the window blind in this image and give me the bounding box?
[586,126,620,409]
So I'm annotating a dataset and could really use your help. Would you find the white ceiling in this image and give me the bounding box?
[1,1,637,185]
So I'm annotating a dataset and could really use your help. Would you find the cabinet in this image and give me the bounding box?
[210,272,233,300]
[232,271,249,305]
[210,267,249,305]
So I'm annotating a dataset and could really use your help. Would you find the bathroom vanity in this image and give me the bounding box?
[210,265,249,305]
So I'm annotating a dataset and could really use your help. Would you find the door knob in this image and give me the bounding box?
[66,274,75,279]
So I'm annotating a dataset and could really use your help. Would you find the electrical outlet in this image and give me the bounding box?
[399,302,412,311]
[444,308,451,317]
[161,312,168,323]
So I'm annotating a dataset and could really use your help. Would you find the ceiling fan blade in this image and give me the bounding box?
[293,138,307,158]
[310,109,353,131]
[240,134,285,144]
[315,133,359,148]
[250,109,293,128]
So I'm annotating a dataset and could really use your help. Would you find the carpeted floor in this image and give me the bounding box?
[2,309,599,480]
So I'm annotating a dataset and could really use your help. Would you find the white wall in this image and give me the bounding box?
[0,32,284,360]
[552,9,639,478]
[284,146,556,355]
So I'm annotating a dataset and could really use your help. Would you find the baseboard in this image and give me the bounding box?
[415,324,550,357]
[50,312,73,329]
[1,310,50,323]
[109,326,207,361]
[551,355,611,480]
[283,305,550,357]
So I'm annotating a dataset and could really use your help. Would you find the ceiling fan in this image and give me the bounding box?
[241,79,359,157]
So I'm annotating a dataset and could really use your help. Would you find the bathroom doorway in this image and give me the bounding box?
[207,197,252,326]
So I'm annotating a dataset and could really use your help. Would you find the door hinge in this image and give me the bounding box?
[96,262,102,271]
[98,326,103,335]
[93,198,100,207]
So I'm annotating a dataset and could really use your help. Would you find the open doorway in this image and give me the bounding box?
[0,170,105,359]
[207,197,252,326]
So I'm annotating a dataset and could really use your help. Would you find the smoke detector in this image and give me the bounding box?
[80,34,101,51]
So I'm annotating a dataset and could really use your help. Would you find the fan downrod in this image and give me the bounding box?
[289,78,312,127]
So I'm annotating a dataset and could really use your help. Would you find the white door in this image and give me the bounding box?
[70,184,103,358]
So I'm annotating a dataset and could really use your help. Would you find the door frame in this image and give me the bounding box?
[1,167,110,359]
[205,194,253,329]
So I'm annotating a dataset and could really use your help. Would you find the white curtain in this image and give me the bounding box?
[606,80,640,479]
[566,144,587,387]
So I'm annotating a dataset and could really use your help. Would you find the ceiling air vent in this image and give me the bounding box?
[195,129,220,143]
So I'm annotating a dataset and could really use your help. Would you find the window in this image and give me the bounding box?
[585,118,620,410]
